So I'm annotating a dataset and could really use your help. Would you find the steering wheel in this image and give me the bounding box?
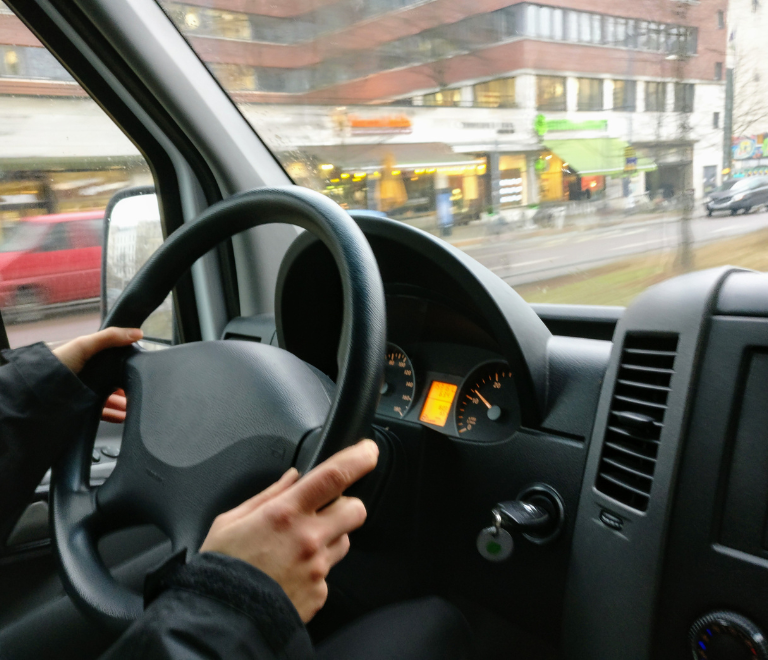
[50,187,386,631]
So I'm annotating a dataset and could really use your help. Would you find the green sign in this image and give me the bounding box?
[534,157,549,172]
[534,114,608,136]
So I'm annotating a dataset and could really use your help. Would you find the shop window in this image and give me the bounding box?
[577,78,603,111]
[715,62,723,81]
[423,89,461,106]
[717,10,725,29]
[537,76,566,111]
[674,83,694,113]
[713,112,720,128]
[613,80,636,111]
[474,78,515,108]
[646,81,666,112]
[208,63,256,91]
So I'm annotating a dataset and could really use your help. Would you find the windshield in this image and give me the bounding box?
[0,222,48,253]
[160,1,752,306]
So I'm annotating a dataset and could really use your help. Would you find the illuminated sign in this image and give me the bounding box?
[348,114,412,135]
[419,381,458,427]
[534,114,608,136]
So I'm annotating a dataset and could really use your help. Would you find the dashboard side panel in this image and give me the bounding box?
[653,304,768,654]
[562,267,739,660]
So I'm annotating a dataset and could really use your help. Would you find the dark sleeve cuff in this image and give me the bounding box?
[1,342,99,407]
[145,551,311,658]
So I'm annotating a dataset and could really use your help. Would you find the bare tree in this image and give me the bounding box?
[731,47,768,137]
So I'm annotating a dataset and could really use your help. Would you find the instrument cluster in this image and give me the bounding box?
[376,341,522,442]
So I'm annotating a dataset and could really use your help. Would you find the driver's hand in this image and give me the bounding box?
[53,327,143,374]
[52,328,142,423]
[200,439,379,623]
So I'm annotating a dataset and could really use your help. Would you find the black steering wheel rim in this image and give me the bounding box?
[51,186,386,630]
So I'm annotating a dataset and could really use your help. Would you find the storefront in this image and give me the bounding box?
[281,143,488,224]
[540,138,656,202]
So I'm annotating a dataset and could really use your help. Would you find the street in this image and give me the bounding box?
[449,211,768,286]
[6,209,768,348]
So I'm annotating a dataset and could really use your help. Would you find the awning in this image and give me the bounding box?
[283,143,485,172]
[543,138,656,176]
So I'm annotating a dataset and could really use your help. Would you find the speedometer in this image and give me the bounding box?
[455,363,520,442]
[377,343,416,419]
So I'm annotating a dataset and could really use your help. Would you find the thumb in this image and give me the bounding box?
[53,327,142,374]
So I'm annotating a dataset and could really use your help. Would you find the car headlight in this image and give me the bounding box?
[732,193,746,202]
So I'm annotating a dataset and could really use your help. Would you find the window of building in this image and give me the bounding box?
[713,112,720,128]
[577,78,603,110]
[208,63,257,91]
[579,12,591,42]
[637,21,648,50]
[2,48,20,76]
[537,76,567,111]
[613,80,637,111]
[565,10,578,42]
[474,77,515,108]
[646,81,667,111]
[717,10,725,29]
[423,89,462,106]
[605,16,616,46]
[553,8,564,40]
[674,83,694,112]
[715,62,723,80]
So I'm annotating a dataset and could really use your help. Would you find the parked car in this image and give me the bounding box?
[0,210,103,313]
[705,176,768,216]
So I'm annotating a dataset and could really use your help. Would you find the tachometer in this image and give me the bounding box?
[455,363,520,442]
[377,343,416,418]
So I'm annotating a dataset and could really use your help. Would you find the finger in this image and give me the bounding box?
[227,468,300,521]
[316,496,367,543]
[101,405,126,424]
[325,533,351,569]
[106,392,127,412]
[77,327,143,361]
[289,439,378,513]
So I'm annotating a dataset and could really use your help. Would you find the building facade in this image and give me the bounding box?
[725,0,768,180]
[0,0,728,224]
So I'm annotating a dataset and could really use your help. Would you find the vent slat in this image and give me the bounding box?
[613,394,668,411]
[617,379,671,393]
[601,457,654,480]
[620,364,674,376]
[604,441,658,463]
[595,333,678,512]
[624,348,677,357]
[597,473,652,499]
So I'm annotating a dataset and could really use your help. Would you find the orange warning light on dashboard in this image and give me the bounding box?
[419,381,458,427]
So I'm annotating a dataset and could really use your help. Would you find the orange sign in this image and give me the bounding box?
[419,381,458,427]
[348,114,412,134]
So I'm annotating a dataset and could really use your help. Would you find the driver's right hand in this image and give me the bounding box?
[200,439,379,622]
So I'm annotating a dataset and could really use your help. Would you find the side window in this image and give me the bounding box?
[0,6,168,347]
[39,224,69,252]
[69,220,102,248]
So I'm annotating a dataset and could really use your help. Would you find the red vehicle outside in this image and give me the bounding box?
[0,210,103,311]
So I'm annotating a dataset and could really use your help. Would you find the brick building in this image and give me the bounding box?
[0,0,729,222]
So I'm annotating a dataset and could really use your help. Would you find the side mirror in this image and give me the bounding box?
[102,187,173,343]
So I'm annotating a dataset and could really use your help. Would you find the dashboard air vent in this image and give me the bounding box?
[595,333,679,511]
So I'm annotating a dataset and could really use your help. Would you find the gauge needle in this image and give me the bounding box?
[473,389,492,409]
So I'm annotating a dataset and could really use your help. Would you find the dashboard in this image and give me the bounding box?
[375,294,521,442]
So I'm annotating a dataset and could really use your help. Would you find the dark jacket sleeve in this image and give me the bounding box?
[0,342,100,540]
[100,552,314,660]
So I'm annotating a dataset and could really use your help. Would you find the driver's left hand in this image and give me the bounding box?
[52,327,142,422]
